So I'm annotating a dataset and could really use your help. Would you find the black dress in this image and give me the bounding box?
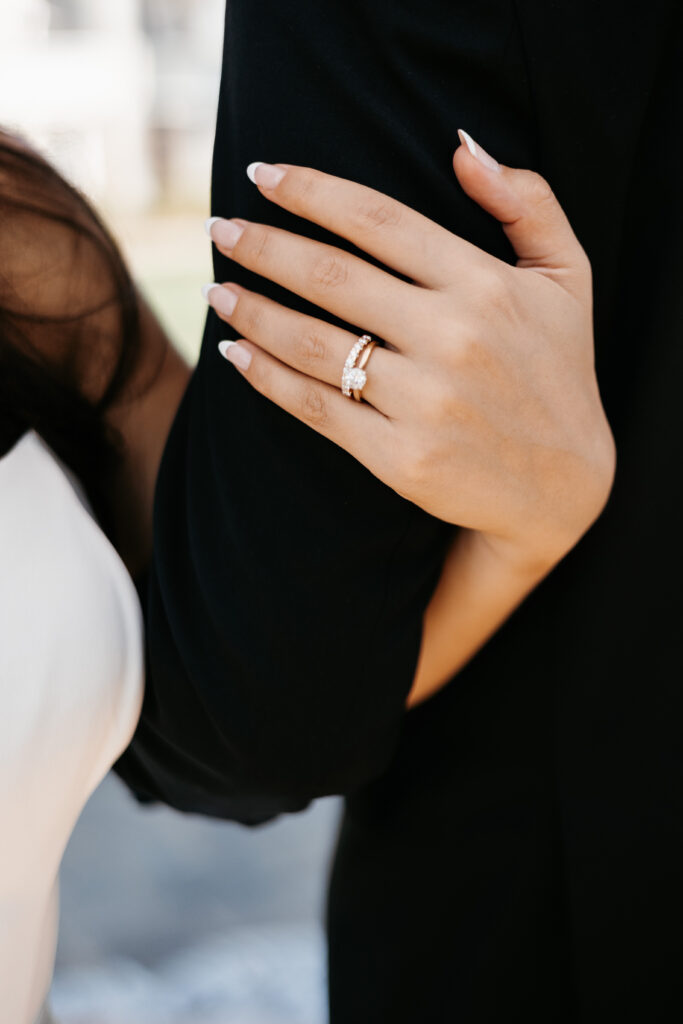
[116,1,683,1019]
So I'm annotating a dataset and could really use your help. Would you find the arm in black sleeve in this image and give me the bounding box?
[115,0,525,820]
[115,351,451,820]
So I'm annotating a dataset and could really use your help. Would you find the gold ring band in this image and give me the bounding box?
[352,341,377,402]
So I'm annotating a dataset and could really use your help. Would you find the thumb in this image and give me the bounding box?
[453,130,590,289]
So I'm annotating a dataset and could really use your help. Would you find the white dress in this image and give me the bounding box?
[0,432,144,1024]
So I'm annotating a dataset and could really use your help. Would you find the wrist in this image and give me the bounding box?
[471,528,565,582]
[477,425,616,579]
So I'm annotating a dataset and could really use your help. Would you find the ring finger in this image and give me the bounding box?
[205,281,407,416]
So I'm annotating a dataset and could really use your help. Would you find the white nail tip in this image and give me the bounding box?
[201,283,218,301]
[458,129,477,158]
[218,340,238,358]
[246,162,263,184]
[205,216,221,237]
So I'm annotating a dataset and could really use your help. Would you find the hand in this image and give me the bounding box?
[205,131,616,572]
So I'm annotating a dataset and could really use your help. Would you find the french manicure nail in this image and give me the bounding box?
[201,282,218,301]
[457,129,500,172]
[218,340,236,358]
[218,340,252,370]
[207,218,245,250]
[205,216,221,237]
[246,162,286,189]
[205,284,238,316]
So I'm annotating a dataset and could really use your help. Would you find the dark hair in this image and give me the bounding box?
[0,133,141,530]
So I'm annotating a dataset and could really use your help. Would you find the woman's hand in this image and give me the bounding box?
[205,130,615,573]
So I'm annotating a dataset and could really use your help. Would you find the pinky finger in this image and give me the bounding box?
[218,338,395,475]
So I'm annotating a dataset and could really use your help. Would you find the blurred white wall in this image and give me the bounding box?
[0,0,224,212]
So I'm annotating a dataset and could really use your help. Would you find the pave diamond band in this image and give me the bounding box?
[341,333,377,402]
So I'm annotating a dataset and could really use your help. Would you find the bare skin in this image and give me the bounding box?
[204,132,616,706]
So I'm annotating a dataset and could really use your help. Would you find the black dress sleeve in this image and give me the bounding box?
[114,342,451,820]
[114,0,523,821]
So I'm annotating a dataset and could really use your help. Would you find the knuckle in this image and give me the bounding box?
[524,171,556,208]
[481,265,511,302]
[292,167,318,202]
[310,253,349,290]
[354,197,403,232]
[239,297,264,336]
[293,328,327,368]
[299,382,329,429]
[466,266,512,315]
[243,224,270,265]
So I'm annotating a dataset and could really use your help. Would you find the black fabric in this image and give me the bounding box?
[116,1,683,1018]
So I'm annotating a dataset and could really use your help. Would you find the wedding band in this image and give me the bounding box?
[341,333,372,398]
[352,340,377,402]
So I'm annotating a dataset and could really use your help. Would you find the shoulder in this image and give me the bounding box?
[0,432,144,782]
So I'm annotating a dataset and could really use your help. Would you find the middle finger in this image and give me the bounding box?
[208,217,423,348]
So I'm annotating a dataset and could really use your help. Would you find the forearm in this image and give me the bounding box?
[407,529,557,708]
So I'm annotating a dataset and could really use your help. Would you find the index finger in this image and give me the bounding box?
[247,162,487,290]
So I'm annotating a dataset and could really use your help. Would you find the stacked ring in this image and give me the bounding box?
[340,333,378,402]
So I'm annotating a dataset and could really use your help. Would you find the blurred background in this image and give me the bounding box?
[1,0,225,362]
[1,2,341,1021]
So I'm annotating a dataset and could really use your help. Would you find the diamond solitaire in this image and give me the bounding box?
[342,366,367,395]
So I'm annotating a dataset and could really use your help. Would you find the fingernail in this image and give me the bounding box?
[207,218,245,250]
[205,283,238,316]
[201,282,218,301]
[218,340,252,370]
[246,162,286,189]
[457,129,500,172]
[205,216,221,237]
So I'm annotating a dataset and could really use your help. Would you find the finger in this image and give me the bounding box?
[207,217,428,346]
[453,130,591,294]
[217,337,398,482]
[245,162,486,290]
[205,282,406,415]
